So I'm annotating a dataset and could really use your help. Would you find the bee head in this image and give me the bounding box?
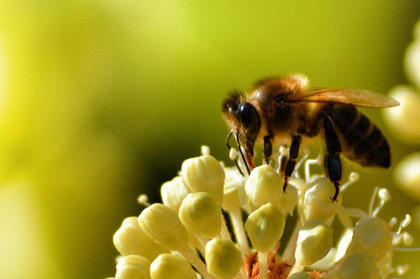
[222,95,261,153]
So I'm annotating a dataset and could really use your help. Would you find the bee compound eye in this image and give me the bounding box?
[238,102,261,132]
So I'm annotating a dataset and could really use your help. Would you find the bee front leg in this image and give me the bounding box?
[263,135,273,164]
[283,135,302,191]
[322,114,342,201]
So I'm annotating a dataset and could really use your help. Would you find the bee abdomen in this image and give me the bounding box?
[326,104,390,168]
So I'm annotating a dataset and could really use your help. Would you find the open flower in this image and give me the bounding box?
[108,145,412,279]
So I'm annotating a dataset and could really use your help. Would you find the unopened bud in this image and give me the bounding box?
[138,204,189,251]
[383,86,420,144]
[338,254,380,279]
[302,177,341,223]
[245,203,285,252]
[205,238,242,279]
[181,155,225,204]
[346,217,393,262]
[116,255,150,279]
[222,167,247,211]
[160,177,190,211]
[394,152,420,201]
[178,192,222,238]
[405,39,420,88]
[277,183,298,215]
[245,165,282,208]
[113,217,168,260]
[150,254,196,279]
[295,219,333,267]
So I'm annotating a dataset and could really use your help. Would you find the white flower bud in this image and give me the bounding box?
[138,204,189,251]
[160,177,190,211]
[205,238,242,279]
[288,272,312,279]
[301,177,341,223]
[245,203,285,252]
[405,39,420,89]
[277,183,298,215]
[113,217,169,260]
[394,152,420,201]
[338,254,380,279]
[383,86,420,144]
[245,165,282,209]
[116,255,150,279]
[346,217,392,262]
[178,192,222,238]
[150,254,196,279]
[295,219,333,267]
[181,155,225,204]
[222,167,247,211]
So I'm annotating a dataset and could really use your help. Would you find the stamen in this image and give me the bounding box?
[368,187,379,216]
[372,188,391,217]
[293,151,309,178]
[201,145,211,156]
[340,172,360,192]
[388,217,398,228]
[401,214,412,228]
[137,194,151,207]
[276,146,289,173]
[402,232,413,246]
[396,264,410,275]
[229,148,238,160]
[304,153,322,183]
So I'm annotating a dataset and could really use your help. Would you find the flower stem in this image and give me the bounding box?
[229,207,249,257]
[181,248,217,279]
[258,252,268,279]
[221,212,232,240]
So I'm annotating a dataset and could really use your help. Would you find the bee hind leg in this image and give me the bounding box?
[283,135,302,191]
[322,114,342,201]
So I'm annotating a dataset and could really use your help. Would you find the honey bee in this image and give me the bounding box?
[222,75,399,200]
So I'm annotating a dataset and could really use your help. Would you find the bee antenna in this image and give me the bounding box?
[235,131,251,175]
[228,89,242,100]
[226,130,244,176]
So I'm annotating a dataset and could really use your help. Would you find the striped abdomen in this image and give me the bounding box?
[325,104,390,168]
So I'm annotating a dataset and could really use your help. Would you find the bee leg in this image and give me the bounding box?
[283,135,302,191]
[263,134,273,164]
[235,131,251,175]
[226,130,244,176]
[322,114,342,201]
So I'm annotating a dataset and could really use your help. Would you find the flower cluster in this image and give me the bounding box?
[108,145,413,279]
[382,19,420,224]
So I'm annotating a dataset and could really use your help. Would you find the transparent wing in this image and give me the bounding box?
[289,88,399,108]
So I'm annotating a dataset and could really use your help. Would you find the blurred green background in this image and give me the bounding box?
[0,1,419,278]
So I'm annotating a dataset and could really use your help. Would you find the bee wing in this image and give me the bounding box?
[289,88,399,108]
